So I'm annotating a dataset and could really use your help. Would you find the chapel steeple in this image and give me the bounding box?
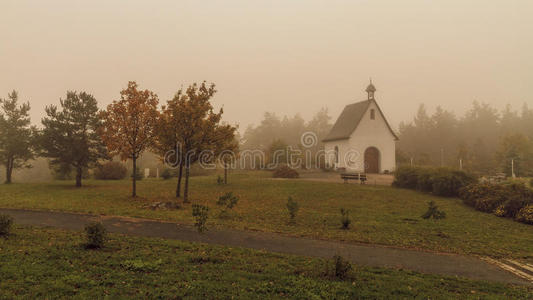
[365,79,376,100]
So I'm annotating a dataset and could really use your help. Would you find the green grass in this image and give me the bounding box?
[1,171,532,260]
[1,226,531,299]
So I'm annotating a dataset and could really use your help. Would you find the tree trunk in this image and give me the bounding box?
[132,157,137,197]
[224,162,228,184]
[75,166,82,187]
[176,161,183,198]
[5,157,12,184]
[183,162,190,203]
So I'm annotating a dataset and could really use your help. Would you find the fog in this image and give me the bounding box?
[2,0,532,131]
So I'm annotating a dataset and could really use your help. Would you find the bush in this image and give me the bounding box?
[84,222,107,249]
[192,204,209,233]
[421,201,446,220]
[216,192,239,214]
[325,255,353,280]
[0,214,14,236]
[286,196,299,222]
[431,169,476,197]
[393,166,476,197]
[161,168,173,180]
[459,182,533,224]
[273,165,299,179]
[217,175,223,185]
[392,166,421,189]
[94,162,127,180]
[416,168,435,193]
[516,205,533,224]
[340,208,351,230]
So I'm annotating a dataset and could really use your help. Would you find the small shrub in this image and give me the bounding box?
[192,204,209,233]
[516,205,533,224]
[161,168,173,180]
[421,201,446,220]
[0,214,14,236]
[325,255,353,280]
[340,208,351,230]
[216,192,239,214]
[273,165,299,178]
[94,161,127,180]
[286,196,299,223]
[84,222,107,249]
[217,175,223,185]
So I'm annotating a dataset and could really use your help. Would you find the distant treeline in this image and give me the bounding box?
[240,108,332,167]
[397,102,533,176]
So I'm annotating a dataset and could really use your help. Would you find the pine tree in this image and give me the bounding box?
[40,91,107,187]
[0,91,36,183]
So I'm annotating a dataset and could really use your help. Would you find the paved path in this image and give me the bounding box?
[1,208,529,286]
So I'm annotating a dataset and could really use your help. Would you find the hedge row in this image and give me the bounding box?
[459,182,533,225]
[392,166,476,197]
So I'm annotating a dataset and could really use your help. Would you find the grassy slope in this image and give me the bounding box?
[1,226,531,299]
[0,171,532,260]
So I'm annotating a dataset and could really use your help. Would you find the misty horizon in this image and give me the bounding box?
[2,0,532,132]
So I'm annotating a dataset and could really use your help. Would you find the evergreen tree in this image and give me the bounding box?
[0,91,36,183]
[40,91,107,187]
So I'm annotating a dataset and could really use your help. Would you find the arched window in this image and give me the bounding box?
[370,109,375,120]
[334,146,339,164]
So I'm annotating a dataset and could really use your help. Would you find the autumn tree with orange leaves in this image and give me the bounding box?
[100,81,159,197]
[154,82,236,202]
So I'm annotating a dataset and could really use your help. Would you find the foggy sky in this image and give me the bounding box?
[1,0,532,131]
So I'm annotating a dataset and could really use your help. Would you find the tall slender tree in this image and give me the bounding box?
[0,91,36,184]
[40,91,107,187]
[100,81,159,197]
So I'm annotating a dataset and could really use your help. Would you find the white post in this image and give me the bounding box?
[459,159,463,170]
[512,159,516,178]
[410,157,413,167]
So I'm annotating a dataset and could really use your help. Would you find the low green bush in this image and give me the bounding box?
[94,162,127,180]
[161,168,173,180]
[324,255,353,280]
[286,196,299,223]
[84,222,107,249]
[340,208,351,230]
[393,166,476,197]
[192,204,209,233]
[0,214,14,236]
[431,169,476,197]
[273,165,299,179]
[416,168,435,193]
[216,192,239,215]
[421,201,446,220]
[392,166,419,189]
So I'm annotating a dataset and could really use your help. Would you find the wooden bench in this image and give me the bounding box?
[340,173,367,184]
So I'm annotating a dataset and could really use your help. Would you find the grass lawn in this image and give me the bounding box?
[0,171,532,261]
[1,226,531,299]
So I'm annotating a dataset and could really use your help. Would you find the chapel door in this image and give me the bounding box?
[364,147,379,173]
